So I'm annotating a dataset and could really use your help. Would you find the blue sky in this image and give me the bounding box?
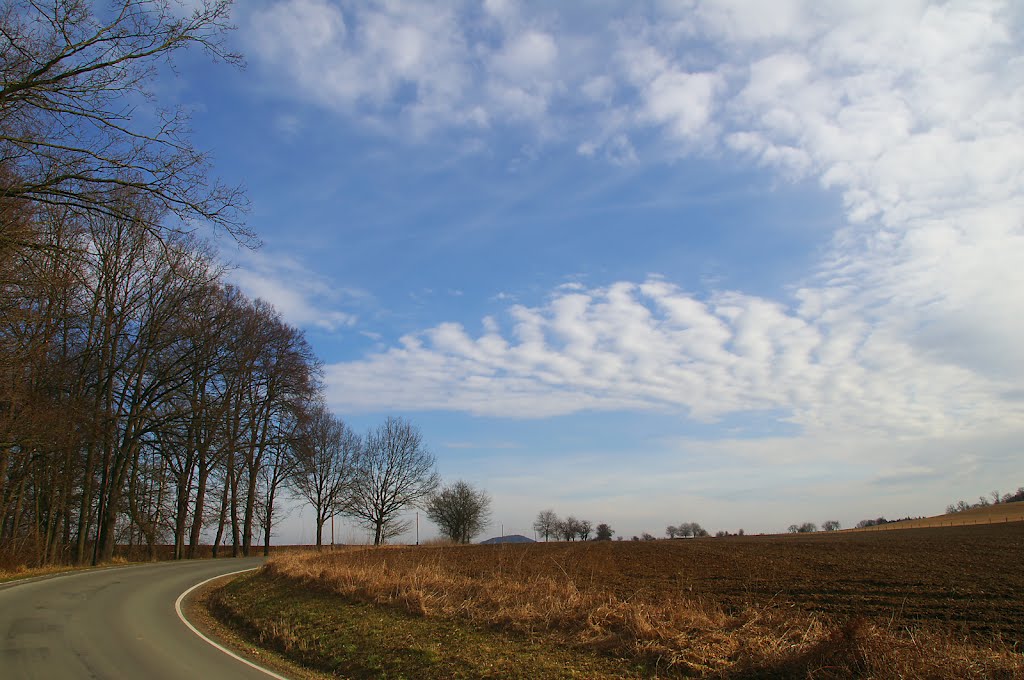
[170,0,1022,542]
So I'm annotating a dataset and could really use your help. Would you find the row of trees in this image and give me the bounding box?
[0,0,447,565]
[533,510,614,541]
[1,188,333,565]
[946,487,1024,514]
[1,0,255,568]
[787,520,841,533]
[528,484,1024,544]
[666,522,708,538]
[290,411,440,548]
[2,186,447,564]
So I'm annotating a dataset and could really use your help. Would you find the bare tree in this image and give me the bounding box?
[254,426,299,556]
[0,192,337,568]
[0,0,250,243]
[238,303,319,557]
[678,522,707,537]
[594,523,613,540]
[344,417,438,545]
[291,404,359,550]
[559,516,580,541]
[81,195,218,564]
[533,509,558,542]
[577,519,592,541]
[666,525,678,539]
[822,520,841,532]
[425,480,491,544]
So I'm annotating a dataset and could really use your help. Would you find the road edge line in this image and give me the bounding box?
[175,567,291,680]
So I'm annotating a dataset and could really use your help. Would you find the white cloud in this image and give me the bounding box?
[642,70,722,141]
[227,248,365,332]
[581,75,614,103]
[491,30,557,80]
[324,278,1022,439]
[246,2,1024,464]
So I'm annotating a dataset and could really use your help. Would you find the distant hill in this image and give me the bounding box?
[480,534,535,544]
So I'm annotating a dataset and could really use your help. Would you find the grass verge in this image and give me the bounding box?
[223,546,1024,679]
[0,556,131,584]
[208,568,653,679]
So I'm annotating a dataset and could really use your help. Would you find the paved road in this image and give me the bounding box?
[0,557,277,679]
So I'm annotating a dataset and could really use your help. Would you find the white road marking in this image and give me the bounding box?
[174,567,291,680]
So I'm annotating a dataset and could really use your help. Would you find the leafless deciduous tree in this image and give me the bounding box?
[425,480,491,544]
[344,417,438,546]
[558,516,580,541]
[677,522,707,538]
[0,192,321,568]
[291,403,359,550]
[533,508,558,542]
[0,0,250,244]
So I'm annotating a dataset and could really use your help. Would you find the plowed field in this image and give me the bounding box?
[331,522,1024,643]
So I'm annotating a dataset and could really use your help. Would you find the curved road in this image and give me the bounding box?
[0,557,279,679]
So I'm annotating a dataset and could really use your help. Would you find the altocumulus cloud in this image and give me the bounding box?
[323,278,1014,439]
[248,2,1024,443]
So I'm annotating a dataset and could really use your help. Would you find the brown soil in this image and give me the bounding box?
[317,522,1024,645]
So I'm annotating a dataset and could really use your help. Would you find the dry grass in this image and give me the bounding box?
[0,563,82,583]
[265,545,1024,678]
[0,560,129,583]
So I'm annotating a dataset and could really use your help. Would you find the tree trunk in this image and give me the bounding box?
[149,458,166,562]
[212,472,230,559]
[263,484,278,558]
[74,441,97,564]
[229,457,240,557]
[188,463,209,559]
[173,468,191,560]
[0,445,9,524]
[241,448,258,557]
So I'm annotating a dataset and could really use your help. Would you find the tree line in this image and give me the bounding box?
[533,510,613,541]
[1,0,253,567]
[946,487,1023,514]
[787,520,841,533]
[1,175,450,564]
[666,522,709,538]
[0,1,446,567]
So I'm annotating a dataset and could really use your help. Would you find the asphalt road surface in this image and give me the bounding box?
[0,557,279,679]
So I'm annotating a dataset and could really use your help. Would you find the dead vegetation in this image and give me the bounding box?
[253,526,1024,678]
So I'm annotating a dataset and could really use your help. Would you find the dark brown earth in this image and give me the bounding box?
[333,522,1024,644]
